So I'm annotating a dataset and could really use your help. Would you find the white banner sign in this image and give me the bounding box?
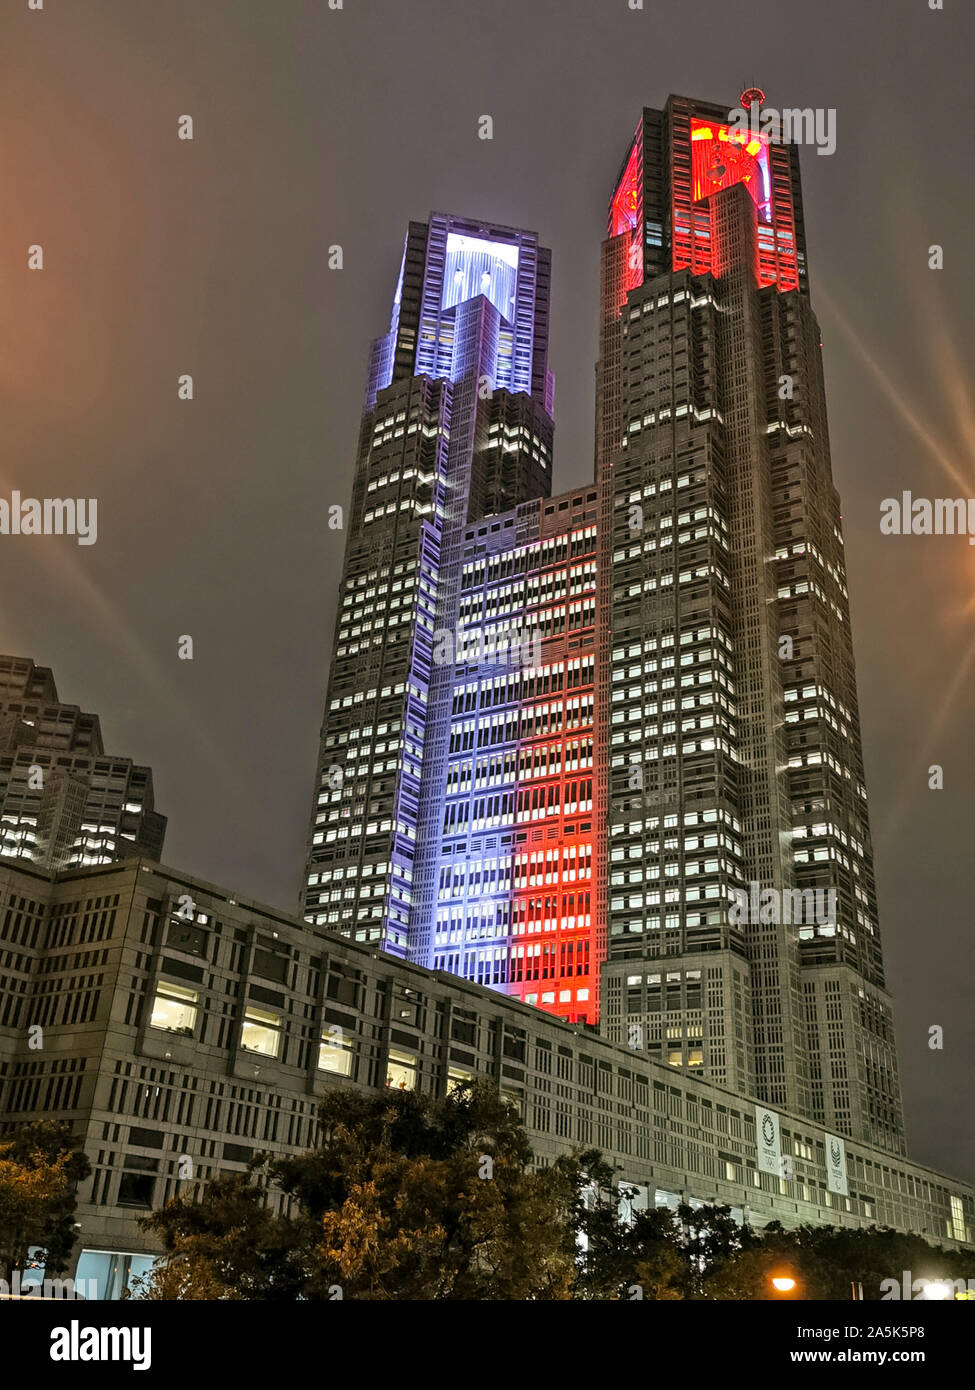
[825,1132,849,1196]
[755,1105,781,1176]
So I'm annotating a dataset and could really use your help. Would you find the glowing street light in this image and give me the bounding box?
[920,1280,953,1301]
[769,1272,799,1298]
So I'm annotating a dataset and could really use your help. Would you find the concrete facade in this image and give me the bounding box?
[0,855,969,1295]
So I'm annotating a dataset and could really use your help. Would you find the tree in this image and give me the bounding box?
[139,1081,576,1301]
[0,1120,91,1279]
[134,1089,972,1301]
[136,1173,307,1300]
[548,1151,686,1299]
[700,1222,809,1299]
[778,1223,972,1301]
[626,1211,688,1301]
[695,1219,974,1300]
[297,1081,573,1299]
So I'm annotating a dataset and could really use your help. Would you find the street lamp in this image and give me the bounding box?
[769,1272,799,1298]
[920,1280,952,1301]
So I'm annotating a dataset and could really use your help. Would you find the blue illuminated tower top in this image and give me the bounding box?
[366,213,554,411]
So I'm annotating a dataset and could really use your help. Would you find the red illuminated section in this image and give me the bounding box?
[508,529,601,1024]
[609,132,643,304]
[675,116,800,292]
[611,138,640,237]
[690,120,771,217]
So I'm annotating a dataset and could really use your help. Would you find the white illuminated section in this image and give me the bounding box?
[445,232,519,267]
[442,232,519,320]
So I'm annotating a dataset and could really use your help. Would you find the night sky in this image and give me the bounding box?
[3,0,972,1180]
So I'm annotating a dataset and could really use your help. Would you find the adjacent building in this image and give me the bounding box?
[0,855,968,1297]
[0,655,166,872]
[595,93,904,1155]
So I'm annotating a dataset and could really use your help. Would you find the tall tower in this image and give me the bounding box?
[303,215,555,962]
[596,93,905,1153]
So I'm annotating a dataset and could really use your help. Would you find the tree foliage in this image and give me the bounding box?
[135,1083,970,1301]
[0,1120,91,1278]
[141,1082,574,1300]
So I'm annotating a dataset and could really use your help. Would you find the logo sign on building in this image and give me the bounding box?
[755,1105,781,1176]
[825,1133,849,1196]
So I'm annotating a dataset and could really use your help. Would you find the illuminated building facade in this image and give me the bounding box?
[303,214,555,967]
[303,215,608,1021]
[596,93,905,1153]
[0,655,166,871]
[306,94,908,1155]
[435,489,600,1023]
[0,89,959,1307]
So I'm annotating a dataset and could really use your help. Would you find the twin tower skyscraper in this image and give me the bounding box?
[302,91,907,1158]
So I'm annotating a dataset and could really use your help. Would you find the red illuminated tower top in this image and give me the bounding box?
[607,91,808,299]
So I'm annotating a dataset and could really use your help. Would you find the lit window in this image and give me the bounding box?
[447,1066,475,1095]
[241,1006,282,1058]
[318,1029,353,1076]
[386,1048,417,1091]
[149,982,198,1036]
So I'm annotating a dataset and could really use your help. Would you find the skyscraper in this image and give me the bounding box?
[596,92,904,1153]
[305,92,906,1155]
[0,655,166,871]
[303,214,555,963]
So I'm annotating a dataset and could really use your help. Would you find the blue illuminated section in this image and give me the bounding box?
[365,215,549,408]
[433,528,525,991]
[391,238,406,325]
[366,237,406,406]
[426,231,520,391]
[414,216,543,397]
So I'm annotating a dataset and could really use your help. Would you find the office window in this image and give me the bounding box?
[117,1173,155,1209]
[318,1029,354,1077]
[241,1006,282,1058]
[149,981,198,1036]
[386,1048,417,1091]
[447,1066,475,1095]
